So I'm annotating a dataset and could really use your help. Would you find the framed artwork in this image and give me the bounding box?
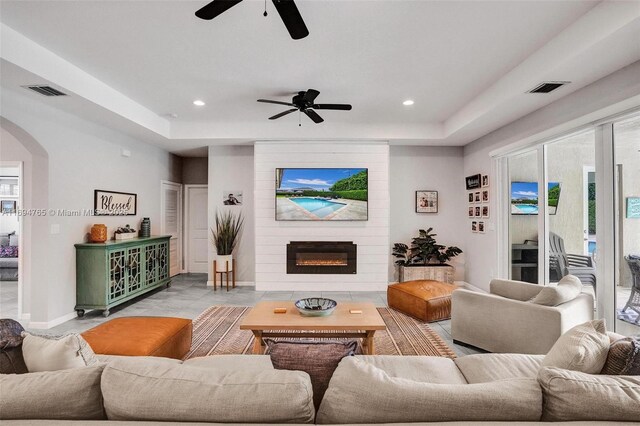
[471,221,478,233]
[468,192,474,203]
[627,197,640,218]
[482,205,490,218]
[475,206,481,217]
[465,174,482,190]
[223,190,243,205]
[482,190,489,202]
[478,221,486,233]
[416,190,438,213]
[482,175,489,187]
[94,190,137,216]
[468,207,474,218]
[1,200,16,213]
[474,191,481,203]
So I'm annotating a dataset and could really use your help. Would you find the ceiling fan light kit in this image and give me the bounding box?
[257,89,352,125]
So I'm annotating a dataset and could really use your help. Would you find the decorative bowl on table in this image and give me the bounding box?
[294,298,338,317]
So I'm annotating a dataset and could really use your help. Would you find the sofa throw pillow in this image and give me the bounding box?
[266,339,357,410]
[538,366,640,422]
[0,365,106,420]
[0,319,28,374]
[316,357,542,424]
[0,246,18,258]
[21,332,98,372]
[531,274,582,306]
[542,319,609,374]
[600,337,640,375]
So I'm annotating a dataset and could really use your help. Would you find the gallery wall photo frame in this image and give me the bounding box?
[416,190,438,213]
[94,190,137,216]
[465,174,482,190]
[482,175,489,188]
[471,221,478,233]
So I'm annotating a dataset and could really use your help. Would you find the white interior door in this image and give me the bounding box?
[185,185,209,273]
[161,181,182,277]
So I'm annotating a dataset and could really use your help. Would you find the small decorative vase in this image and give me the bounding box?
[90,224,108,243]
[140,217,151,238]
[216,254,233,272]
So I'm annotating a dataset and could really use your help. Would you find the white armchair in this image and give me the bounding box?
[451,279,593,354]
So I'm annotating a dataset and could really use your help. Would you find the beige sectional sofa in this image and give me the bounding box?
[2,353,638,424]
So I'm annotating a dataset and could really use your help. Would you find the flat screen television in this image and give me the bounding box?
[276,168,368,221]
[511,181,561,215]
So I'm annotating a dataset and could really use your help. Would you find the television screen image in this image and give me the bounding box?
[511,182,561,215]
[276,168,368,221]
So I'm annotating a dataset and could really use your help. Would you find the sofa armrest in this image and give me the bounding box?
[490,279,543,301]
[451,289,592,354]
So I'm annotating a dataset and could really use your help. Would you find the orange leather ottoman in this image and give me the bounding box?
[387,280,457,322]
[82,317,192,359]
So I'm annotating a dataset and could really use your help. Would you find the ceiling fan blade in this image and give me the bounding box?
[312,104,352,111]
[269,109,297,120]
[257,99,295,107]
[195,0,243,20]
[303,89,320,103]
[272,0,309,40]
[304,109,324,124]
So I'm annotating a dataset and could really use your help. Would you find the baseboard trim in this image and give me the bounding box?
[207,280,254,287]
[28,311,77,330]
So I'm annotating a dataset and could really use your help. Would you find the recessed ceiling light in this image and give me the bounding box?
[403,100,414,106]
[193,100,205,106]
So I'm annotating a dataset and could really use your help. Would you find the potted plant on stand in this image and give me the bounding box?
[392,228,462,283]
[211,211,244,276]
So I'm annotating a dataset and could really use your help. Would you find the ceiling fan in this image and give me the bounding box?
[257,89,352,124]
[195,0,309,40]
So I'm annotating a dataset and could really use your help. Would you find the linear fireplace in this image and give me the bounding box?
[287,241,357,274]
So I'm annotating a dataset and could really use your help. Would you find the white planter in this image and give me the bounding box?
[115,232,138,241]
[398,265,454,283]
[215,254,233,272]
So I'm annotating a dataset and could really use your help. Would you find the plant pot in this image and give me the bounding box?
[398,264,454,283]
[216,254,233,272]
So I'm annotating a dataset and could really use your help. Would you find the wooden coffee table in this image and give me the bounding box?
[240,301,386,354]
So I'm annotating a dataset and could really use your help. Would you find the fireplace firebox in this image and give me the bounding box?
[287,241,357,274]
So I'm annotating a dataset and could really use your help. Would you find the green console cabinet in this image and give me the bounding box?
[75,236,171,317]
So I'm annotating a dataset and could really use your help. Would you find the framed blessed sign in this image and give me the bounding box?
[94,190,137,216]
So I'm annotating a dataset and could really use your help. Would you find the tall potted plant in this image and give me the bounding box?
[392,228,462,282]
[211,211,244,272]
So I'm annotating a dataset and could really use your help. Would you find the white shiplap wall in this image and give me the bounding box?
[254,142,390,291]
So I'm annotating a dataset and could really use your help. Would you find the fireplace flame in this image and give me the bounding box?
[296,259,348,266]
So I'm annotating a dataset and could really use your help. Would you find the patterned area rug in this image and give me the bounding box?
[184,306,455,360]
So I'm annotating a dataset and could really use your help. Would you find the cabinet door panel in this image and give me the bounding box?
[144,244,158,287]
[158,241,169,281]
[108,249,127,301]
[127,246,143,293]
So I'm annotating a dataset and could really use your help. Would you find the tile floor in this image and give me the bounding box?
[1,274,481,356]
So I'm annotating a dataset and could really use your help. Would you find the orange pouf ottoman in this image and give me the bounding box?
[82,317,192,359]
[387,280,457,322]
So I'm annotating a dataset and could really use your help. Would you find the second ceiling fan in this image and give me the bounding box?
[195,0,309,40]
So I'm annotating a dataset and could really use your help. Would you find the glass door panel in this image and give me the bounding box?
[614,115,640,336]
[509,150,540,283]
[546,130,597,304]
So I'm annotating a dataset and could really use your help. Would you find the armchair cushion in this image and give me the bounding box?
[489,279,542,301]
[542,319,609,374]
[531,275,582,306]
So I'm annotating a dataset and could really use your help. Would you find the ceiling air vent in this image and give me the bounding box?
[23,85,68,97]
[528,81,570,94]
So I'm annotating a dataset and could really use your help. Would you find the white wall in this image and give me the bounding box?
[1,89,181,327]
[254,142,389,292]
[463,60,640,291]
[207,145,255,283]
[389,146,466,282]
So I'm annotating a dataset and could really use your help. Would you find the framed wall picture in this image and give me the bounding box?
[1,200,16,213]
[471,221,478,233]
[468,192,474,203]
[475,206,481,217]
[482,190,489,202]
[478,221,486,233]
[416,190,438,213]
[482,205,490,218]
[94,190,137,216]
[223,190,243,205]
[465,174,482,190]
[627,197,640,218]
[482,175,489,187]
[468,207,474,218]
[474,191,481,203]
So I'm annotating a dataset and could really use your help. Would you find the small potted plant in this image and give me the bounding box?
[392,228,462,282]
[211,211,244,272]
